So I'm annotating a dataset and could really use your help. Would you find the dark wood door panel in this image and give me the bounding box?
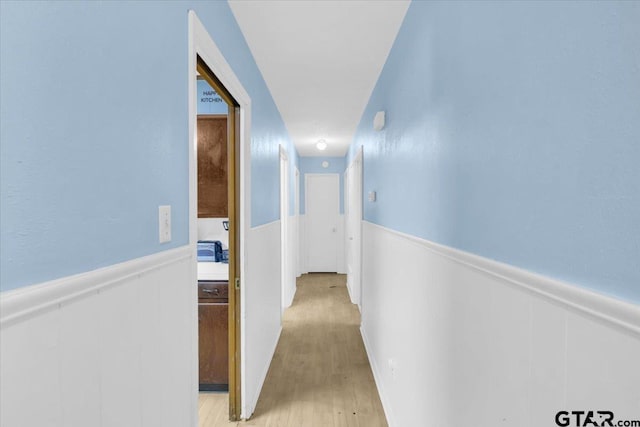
[197,116,227,218]
[198,302,229,389]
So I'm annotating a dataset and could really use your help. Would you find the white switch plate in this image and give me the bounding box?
[368,191,377,202]
[159,205,171,243]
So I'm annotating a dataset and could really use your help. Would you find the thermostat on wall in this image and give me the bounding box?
[373,111,385,131]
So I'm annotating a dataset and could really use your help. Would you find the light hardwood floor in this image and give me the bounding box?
[199,273,387,427]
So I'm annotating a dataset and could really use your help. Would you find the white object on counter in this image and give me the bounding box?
[197,218,229,249]
[197,262,229,281]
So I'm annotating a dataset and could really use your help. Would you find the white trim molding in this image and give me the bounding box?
[364,221,640,336]
[0,246,191,328]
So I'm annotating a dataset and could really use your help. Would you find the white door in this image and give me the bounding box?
[295,168,301,277]
[306,174,340,272]
[346,149,363,308]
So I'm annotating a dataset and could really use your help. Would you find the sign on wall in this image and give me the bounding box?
[197,79,227,115]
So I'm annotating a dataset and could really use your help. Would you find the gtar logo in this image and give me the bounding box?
[555,411,614,427]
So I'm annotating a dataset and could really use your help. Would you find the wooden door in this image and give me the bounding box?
[197,116,227,218]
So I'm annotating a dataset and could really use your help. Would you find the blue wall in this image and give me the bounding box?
[0,1,294,291]
[348,1,640,303]
[299,157,346,215]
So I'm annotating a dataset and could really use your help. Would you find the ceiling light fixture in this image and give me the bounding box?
[316,139,327,151]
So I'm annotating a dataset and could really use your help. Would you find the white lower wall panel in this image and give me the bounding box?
[243,221,282,418]
[0,247,194,427]
[361,222,640,427]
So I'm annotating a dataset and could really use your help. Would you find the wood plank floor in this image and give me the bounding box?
[199,273,387,427]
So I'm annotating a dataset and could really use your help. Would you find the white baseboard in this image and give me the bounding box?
[360,325,395,427]
[345,277,355,306]
[360,221,640,427]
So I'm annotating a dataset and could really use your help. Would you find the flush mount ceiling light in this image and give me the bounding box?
[316,139,327,151]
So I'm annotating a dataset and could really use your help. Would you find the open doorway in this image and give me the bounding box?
[194,56,241,421]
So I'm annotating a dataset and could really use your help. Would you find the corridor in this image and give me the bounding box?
[199,274,387,427]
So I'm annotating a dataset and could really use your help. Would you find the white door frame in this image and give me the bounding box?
[344,167,352,300]
[346,147,363,309]
[279,145,291,314]
[188,11,251,421]
[295,168,301,278]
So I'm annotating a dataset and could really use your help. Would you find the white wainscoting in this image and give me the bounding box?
[360,221,640,427]
[243,221,282,417]
[0,247,195,427]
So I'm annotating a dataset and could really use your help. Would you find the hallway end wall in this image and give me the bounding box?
[298,156,347,275]
[298,156,346,215]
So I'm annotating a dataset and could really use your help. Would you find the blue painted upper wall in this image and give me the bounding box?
[0,1,295,291]
[349,1,640,303]
[299,157,346,215]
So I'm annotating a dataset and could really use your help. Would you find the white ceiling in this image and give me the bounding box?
[228,0,410,157]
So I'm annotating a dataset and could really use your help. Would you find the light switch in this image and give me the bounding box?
[368,191,376,202]
[159,205,171,243]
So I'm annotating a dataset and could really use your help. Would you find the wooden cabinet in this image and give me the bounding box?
[198,281,229,391]
[197,115,227,218]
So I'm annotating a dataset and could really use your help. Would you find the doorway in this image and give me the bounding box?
[189,11,255,421]
[305,174,340,272]
[194,55,241,421]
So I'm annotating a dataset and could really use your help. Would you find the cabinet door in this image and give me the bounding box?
[198,302,229,388]
[197,115,228,218]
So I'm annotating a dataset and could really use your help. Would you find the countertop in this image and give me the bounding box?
[197,262,229,282]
